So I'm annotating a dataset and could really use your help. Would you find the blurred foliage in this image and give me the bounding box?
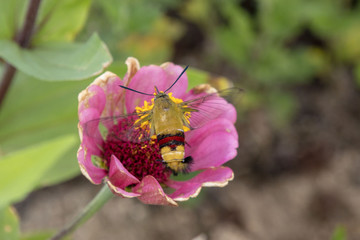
[206,0,358,126]
[0,135,76,207]
[33,0,92,44]
[332,225,347,240]
[20,231,71,240]
[80,0,183,64]
[0,0,91,43]
[0,206,19,240]
[20,232,54,240]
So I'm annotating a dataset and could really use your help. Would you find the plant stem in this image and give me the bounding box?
[0,63,17,108]
[49,184,114,240]
[0,0,42,108]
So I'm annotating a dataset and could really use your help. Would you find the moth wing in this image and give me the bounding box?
[180,87,243,129]
[83,111,153,144]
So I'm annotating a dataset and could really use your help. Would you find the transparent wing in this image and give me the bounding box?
[83,111,152,144]
[181,87,243,129]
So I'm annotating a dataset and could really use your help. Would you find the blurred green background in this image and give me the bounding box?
[1,0,360,239]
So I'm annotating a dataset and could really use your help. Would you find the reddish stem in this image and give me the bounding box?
[0,0,42,108]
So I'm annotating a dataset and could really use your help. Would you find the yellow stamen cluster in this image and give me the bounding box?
[135,98,154,131]
[167,92,183,104]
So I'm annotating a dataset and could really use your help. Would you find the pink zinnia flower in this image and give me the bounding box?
[77,57,238,206]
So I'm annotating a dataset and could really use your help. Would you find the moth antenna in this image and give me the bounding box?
[164,65,189,93]
[154,86,160,94]
[119,85,153,96]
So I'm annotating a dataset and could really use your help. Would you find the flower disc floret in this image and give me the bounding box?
[103,118,171,183]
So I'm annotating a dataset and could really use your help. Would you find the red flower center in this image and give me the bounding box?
[102,117,171,183]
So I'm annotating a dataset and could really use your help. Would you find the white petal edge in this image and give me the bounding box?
[172,170,234,202]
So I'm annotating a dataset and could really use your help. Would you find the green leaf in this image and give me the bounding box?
[331,225,347,240]
[106,60,129,77]
[332,18,360,62]
[0,71,91,185]
[0,33,112,81]
[0,73,84,152]
[0,0,27,40]
[253,46,314,85]
[39,145,80,187]
[0,135,77,207]
[186,68,214,90]
[259,0,304,41]
[0,206,19,240]
[33,0,91,44]
[259,0,339,41]
[100,0,161,35]
[309,0,345,38]
[20,231,72,240]
[0,0,91,43]
[215,1,255,65]
[20,232,53,240]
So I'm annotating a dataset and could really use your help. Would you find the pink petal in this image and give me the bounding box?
[188,131,238,171]
[77,146,107,184]
[79,107,101,130]
[78,84,106,115]
[80,136,103,158]
[108,155,140,189]
[185,118,238,149]
[106,179,141,198]
[78,94,107,184]
[132,176,178,206]
[160,62,188,98]
[98,74,126,117]
[218,102,237,124]
[78,72,126,118]
[122,57,140,86]
[125,66,168,112]
[167,167,234,201]
[78,78,125,151]
[78,108,103,153]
